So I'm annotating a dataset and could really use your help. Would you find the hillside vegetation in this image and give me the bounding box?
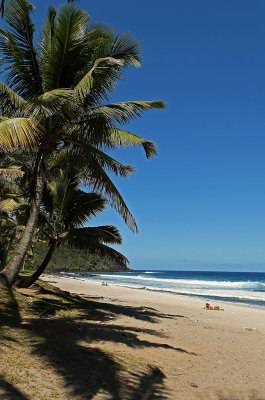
[26,243,131,273]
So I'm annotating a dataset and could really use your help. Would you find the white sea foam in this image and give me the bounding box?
[78,272,265,306]
[93,274,265,289]
[108,283,265,302]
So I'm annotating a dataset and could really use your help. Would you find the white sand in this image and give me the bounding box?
[42,275,265,399]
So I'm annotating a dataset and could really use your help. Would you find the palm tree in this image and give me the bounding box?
[19,170,127,288]
[0,0,164,286]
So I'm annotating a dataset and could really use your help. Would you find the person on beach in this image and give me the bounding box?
[206,303,223,311]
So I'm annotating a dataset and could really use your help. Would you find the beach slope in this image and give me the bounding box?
[40,275,265,399]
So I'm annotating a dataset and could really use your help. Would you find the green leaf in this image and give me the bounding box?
[0,82,26,114]
[0,0,42,98]
[86,100,165,125]
[68,225,122,245]
[42,3,90,91]
[0,167,24,177]
[39,5,56,58]
[81,31,141,105]
[66,228,128,264]
[82,160,138,233]
[0,117,39,149]
[98,31,141,68]
[63,142,135,177]
[26,88,74,123]
[74,56,124,100]
[104,128,158,159]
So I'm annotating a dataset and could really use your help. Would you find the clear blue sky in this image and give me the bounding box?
[32,1,265,271]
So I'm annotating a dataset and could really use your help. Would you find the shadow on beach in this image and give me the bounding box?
[33,284,185,323]
[2,282,263,399]
[0,277,21,329]
[0,377,30,400]
[0,281,178,399]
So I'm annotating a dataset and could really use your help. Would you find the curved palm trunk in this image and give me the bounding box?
[18,241,57,288]
[0,154,47,286]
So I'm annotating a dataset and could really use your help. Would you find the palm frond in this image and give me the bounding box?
[0,0,42,98]
[47,173,76,220]
[0,82,26,115]
[62,143,135,177]
[74,56,124,101]
[93,31,141,68]
[104,127,158,159]
[0,167,23,177]
[80,31,142,106]
[49,152,137,232]
[68,225,122,246]
[62,191,106,228]
[66,228,128,264]
[25,88,75,123]
[43,171,106,229]
[39,5,56,59]
[75,100,164,156]
[0,117,40,149]
[83,100,165,125]
[81,159,138,233]
[0,196,19,210]
[42,3,90,91]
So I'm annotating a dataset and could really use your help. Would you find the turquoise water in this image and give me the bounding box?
[71,270,265,308]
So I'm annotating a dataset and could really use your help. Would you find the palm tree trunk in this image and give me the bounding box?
[18,242,57,288]
[0,153,47,286]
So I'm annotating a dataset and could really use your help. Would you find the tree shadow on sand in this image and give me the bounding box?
[1,283,195,399]
[0,277,21,329]
[34,283,185,323]
[28,287,187,398]
[125,367,168,400]
[24,313,194,398]
[0,377,30,400]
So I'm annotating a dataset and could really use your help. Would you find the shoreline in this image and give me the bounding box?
[50,271,265,311]
[41,274,265,398]
[42,274,265,332]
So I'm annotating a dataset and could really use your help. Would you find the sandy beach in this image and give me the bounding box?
[41,274,265,400]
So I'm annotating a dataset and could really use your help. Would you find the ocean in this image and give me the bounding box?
[74,270,265,309]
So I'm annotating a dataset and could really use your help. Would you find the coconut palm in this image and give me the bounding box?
[19,170,127,287]
[0,0,164,285]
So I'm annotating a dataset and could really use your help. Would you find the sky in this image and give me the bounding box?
[31,1,265,271]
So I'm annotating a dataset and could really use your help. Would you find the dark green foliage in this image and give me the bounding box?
[0,0,164,286]
[27,242,130,273]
